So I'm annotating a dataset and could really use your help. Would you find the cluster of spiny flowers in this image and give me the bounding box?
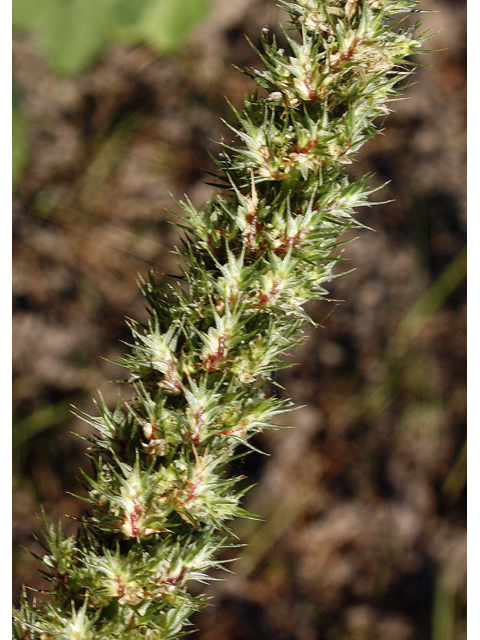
[14,1,424,638]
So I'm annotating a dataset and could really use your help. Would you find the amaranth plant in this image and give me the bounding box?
[13,1,427,638]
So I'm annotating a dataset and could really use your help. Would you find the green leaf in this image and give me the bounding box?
[112,0,151,27]
[13,0,115,76]
[118,0,210,53]
[12,0,43,28]
[13,0,211,76]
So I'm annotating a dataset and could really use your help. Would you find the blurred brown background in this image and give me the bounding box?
[12,1,466,638]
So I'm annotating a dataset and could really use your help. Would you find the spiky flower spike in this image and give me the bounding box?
[14,1,426,638]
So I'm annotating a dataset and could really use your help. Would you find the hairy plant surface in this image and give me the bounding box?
[13,1,427,638]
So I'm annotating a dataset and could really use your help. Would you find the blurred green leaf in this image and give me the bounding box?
[12,99,28,185]
[12,0,211,190]
[13,396,81,450]
[112,0,151,27]
[13,0,210,76]
[12,0,43,27]
[433,573,456,640]
[442,440,467,503]
[14,0,114,76]
[129,0,210,53]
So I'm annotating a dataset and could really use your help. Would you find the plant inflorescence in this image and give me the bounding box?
[13,1,426,638]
